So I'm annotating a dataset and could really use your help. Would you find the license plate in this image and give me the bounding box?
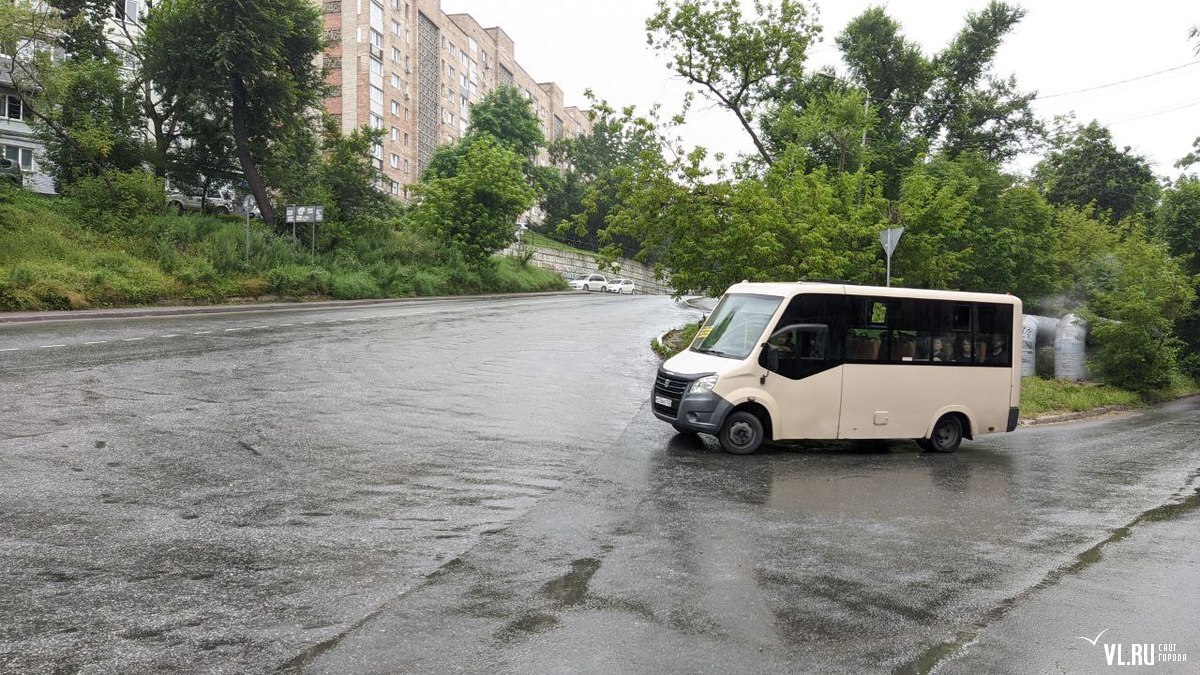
[655,395,673,407]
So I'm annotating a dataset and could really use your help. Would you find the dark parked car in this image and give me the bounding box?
[0,157,23,188]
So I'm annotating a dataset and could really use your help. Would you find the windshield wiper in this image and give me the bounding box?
[695,347,730,357]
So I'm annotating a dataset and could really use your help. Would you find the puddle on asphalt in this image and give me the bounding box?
[542,558,601,607]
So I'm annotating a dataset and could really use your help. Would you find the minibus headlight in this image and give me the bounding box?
[687,375,718,396]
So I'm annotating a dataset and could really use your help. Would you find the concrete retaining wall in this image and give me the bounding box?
[500,242,674,295]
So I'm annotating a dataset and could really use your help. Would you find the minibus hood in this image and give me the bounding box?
[662,348,747,376]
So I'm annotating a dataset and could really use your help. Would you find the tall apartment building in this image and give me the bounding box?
[318,0,591,200]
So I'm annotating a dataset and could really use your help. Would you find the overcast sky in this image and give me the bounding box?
[442,0,1199,177]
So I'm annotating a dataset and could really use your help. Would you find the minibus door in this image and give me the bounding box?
[759,324,842,439]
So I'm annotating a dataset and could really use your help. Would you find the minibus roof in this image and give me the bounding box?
[723,281,1021,305]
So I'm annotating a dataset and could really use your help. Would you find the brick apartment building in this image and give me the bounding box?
[318,0,591,200]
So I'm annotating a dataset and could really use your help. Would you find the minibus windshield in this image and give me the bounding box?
[690,294,782,360]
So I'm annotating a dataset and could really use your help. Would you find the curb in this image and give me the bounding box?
[0,291,581,325]
[1019,405,1135,427]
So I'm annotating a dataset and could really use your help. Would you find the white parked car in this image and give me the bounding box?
[167,185,237,215]
[605,278,636,294]
[569,274,608,292]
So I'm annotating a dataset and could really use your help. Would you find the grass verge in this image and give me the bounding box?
[0,187,566,311]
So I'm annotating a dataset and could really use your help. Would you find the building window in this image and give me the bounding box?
[390,153,399,168]
[391,19,401,36]
[2,145,33,170]
[370,85,384,105]
[391,126,399,142]
[391,180,399,195]
[403,133,409,147]
[4,95,24,121]
[115,0,140,23]
[391,100,400,115]
[404,158,410,174]
[369,58,382,75]
[468,37,477,53]
[369,1,384,30]
[391,73,400,88]
[369,113,383,129]
[404,108,409,121]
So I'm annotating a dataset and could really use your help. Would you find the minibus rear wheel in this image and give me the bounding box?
[719,411,764,455]
[925,414,963,453]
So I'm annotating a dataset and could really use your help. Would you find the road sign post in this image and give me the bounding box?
[284,205,325,257]
[879,227,905,287]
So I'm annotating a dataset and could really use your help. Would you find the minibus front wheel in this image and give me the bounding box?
[719,410,765,455]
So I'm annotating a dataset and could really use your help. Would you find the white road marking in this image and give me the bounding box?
[40,344,66,349]
[84,341,108,345]
[160,334,180,338]
[278,323,294,327]
[254,325,270,329]
[0,348,19,352]
[122,337,145,342]
[194,331,212,335]
[224,328,242,332]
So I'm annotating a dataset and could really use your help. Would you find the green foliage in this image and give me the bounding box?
[647,0,820,165]
[467,85,544,161]
[266,265,332,296]
[411,135,535,267]
[604,144,888,295]
[652,321,701,359]
[1083,223,1194,393]
[143,0,327,224]
[330,271,381,300]
[831,3,1039,197]
[544,96,673,258]
[60,170,166,231]
[1035,119,1159,224]
[895,152,1057,297]
[1019,377,1141,417]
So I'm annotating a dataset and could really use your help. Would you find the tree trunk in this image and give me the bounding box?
[229,74,274,224]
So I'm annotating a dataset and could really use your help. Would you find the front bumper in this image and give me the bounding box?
[652,390,734,434]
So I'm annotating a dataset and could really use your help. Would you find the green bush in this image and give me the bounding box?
[266,265,332,296]
[330,271,380,299]
[62,170,165,231]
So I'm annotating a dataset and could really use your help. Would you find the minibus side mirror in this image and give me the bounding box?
[761,342,780,371]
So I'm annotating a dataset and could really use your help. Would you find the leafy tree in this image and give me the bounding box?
[764,86,874,173]
[318,117,393,227]
[647,0,820,165]
[424,85,544,181]
[467,85,543,161]
[602,144,889,295]
[832,2,1039,197]
[1034,119,1159,224]
[1156,177,1200,274]
[1,2,147,193]
[1084,221,1194,393]
[144,0,327,224]
[545,97,669,255]
[410,135,535,267]
[895,152,1058,298]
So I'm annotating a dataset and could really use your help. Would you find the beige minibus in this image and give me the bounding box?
[653,282,1022,454]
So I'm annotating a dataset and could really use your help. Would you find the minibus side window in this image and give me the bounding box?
[760,294,850,380]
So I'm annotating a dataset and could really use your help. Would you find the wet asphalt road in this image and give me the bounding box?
[1,293,1198,674]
